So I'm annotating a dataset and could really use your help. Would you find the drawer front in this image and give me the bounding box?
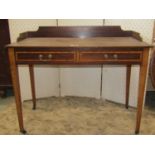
[16,51,76,63]
[79,51,142,63]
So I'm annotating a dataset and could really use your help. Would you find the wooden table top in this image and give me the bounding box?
[7,37,151,48]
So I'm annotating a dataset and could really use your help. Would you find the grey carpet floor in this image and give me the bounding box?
[0,96,155,135]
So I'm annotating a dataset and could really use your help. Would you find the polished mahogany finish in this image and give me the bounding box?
[79,51,142,63]
[7,26,151,134]
[17,26,142,41]
[16,51,76,63]
[15,50,142,64]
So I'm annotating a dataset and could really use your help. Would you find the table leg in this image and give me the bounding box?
[29,64,36,110]
[8,48,27,134]
[125,65,131,109]
[135,49,149,134]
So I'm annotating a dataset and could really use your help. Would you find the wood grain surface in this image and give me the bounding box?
[7,37,150,48]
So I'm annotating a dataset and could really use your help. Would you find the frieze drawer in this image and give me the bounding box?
[16,51,76,63]
[79,51,142,63]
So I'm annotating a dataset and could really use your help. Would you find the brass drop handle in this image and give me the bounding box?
[48,54,53,59]
[104,54,108,59]
[38,54,43,60]
[113,54,118,59]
